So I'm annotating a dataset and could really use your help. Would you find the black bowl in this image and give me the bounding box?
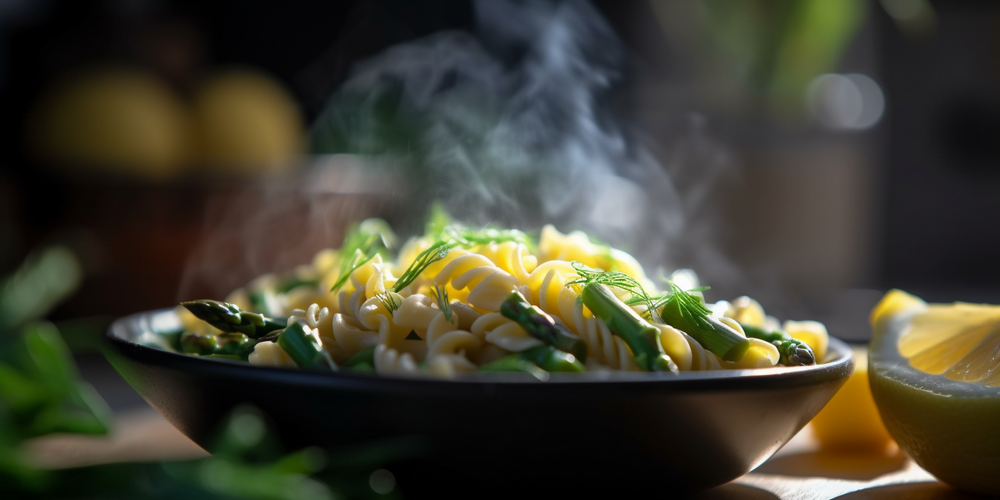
[103,309,853,498]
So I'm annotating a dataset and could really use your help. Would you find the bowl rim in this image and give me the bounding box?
[104,308,855,396]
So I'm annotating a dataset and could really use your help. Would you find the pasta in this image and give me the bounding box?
[175,218,830,378]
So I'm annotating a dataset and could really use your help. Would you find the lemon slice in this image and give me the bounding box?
[869,290,1000,495]
[810,345,893,452]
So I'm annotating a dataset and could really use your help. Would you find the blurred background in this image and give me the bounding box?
[2,0,997,496]
[1,0,996,355]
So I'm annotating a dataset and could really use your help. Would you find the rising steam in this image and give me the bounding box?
[312,0,736,279]
[181,0,739,301]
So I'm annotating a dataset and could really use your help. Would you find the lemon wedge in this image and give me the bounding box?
[869,290,1000,495]
[810,345,893,452]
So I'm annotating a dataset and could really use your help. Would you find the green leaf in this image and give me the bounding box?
[0,246,82,332]
[21,322,77,388]
[26,381,112,437]
[0,364,46,414]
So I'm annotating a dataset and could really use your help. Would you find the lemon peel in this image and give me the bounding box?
[869,290,1000,495]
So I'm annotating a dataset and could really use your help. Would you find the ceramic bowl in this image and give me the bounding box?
[103,308,853,497]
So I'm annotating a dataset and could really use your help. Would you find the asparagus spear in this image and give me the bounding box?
[739,322,816,366]
[180,331,218,355]
[181,300,287,339]
[519,345,584,372]
[478,355,543,374]
[580,284,678,373]
[480,345,583,373]
[342,346,376,371]
[659,283,750,362]
[179,331,255,360]
[499,290,587,361]
[276,323,336,371]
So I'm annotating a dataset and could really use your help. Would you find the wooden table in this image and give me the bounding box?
[26,407,980,500]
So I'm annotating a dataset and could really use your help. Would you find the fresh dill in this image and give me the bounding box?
[432,283,453,322]
[646,285,709,315]
[391,240,458,293]
[425,201,452,240]
[375,291,401,314]
[424,202,534,250]
[662,282,712,316]
[567,261,662,323]
[659,281,749,361]
[330,218,397,292]
[447,225,534,250]
[329,249,378,292]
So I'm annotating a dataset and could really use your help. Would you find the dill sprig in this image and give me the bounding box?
[425,201,452,240]
[330,218,397,292]
[567,261,662,323]
[329,249,378,293]
[644,285,709,314]
[375,291,401,314]
[424,202,534,250]
[387,227,534,296]
[432,283,453,322]
[660,281,749,361]
[447,225,534,250]
[392,240,458,293]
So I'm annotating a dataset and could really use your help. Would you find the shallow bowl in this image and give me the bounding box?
[103,308,853,497]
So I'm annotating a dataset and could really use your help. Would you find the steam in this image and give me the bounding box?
[181,0,740,301]
[311,0,736,281]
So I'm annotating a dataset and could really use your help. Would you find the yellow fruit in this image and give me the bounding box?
[27,67,191,181]
[192,69,303,175]
[869,291,1000,496]
[869,288,923,328]
[810,345,893,452]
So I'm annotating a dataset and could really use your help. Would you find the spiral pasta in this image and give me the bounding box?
[189,221,828,378]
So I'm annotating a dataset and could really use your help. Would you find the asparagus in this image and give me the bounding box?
[739,322,816,366]
[181,300,287,339]
[215,333,256,359]
[659,283,750,362]
[343,346,376,371]
[478,356,550,380]
[480,345,583,373]
[499,291,588,361]
[519,345,584,372]
[276,323,336,371]
[580,284,678,373]
[179,331,255,360]
[180,331,218,355]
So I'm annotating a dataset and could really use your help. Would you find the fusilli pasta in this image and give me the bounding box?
[179,220,829,378]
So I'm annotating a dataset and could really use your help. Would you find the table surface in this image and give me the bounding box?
[25,406,982,500]
[29,354,983,500]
